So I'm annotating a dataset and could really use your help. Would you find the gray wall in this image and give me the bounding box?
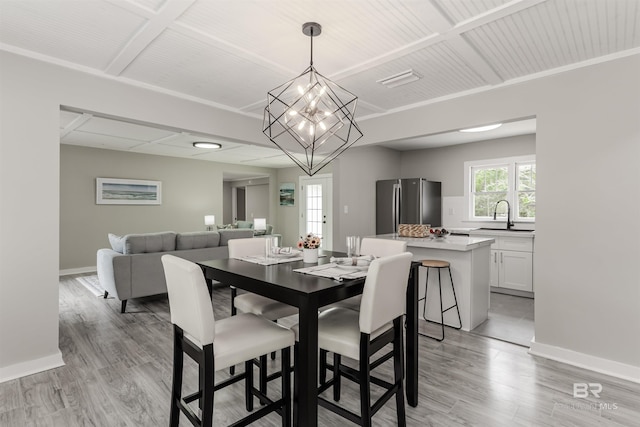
[364,54,640,375]
[400,134,536,197]
[60,145,275,271]
[245,184,269,222]
[273,145,401,251]
[222,182,232,224]
[2,48,638,384]
[331,145,402,251]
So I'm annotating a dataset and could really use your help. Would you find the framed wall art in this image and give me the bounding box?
[96,178,162,205]
[279,182,295,206]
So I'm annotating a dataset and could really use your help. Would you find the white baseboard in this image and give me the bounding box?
[0,350,65,384]
[529,338,640,384]
[60,266,97,276]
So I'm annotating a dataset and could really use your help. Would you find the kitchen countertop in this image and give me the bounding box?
[372,233,495,252]
[468,228,535,238]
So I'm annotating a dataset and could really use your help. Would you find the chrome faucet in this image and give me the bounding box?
[493,200,514,230]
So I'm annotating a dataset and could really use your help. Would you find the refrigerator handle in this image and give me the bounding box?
[419,179,424,224]
[393,183,401,233]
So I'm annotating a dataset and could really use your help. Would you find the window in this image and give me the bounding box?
[465,156,535,222]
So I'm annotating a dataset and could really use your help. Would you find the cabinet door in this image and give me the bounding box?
[490,250,500,287]
[500,251,533,291]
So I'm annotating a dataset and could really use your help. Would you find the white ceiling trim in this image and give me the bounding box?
[60,112,93,138]
[360,46,640,121]
[105,0,196,75]
[168,22,296,78]
[103,0,157,19]
[0,41,254,117]
[452,0,548,34]
[330,0,546,86]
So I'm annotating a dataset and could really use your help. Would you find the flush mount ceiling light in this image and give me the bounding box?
[459,123,503,133]
[376,69,422,88]
[193,141,222,149]
[263,22,363,176]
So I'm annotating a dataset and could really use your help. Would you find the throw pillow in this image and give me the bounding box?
[108,233,125,253]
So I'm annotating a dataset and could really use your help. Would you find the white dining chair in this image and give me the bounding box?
[328,237,409,311]
[161,254,294,427]
[227,238,298,387]
[292,252,413,426]
[318,238,410,385]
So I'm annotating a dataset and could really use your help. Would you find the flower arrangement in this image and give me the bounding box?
[297,233,321,249]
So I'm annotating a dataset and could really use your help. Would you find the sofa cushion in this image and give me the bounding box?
[108,233,125,253]
[124,231,177,254]
[218,229,254,245]
[176,231,221,250]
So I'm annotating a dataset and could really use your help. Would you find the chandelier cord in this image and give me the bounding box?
[309,27,314,66]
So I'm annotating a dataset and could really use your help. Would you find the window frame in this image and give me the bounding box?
[464,155,536,223]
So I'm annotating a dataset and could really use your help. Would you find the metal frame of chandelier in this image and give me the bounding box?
[263,22,363,176]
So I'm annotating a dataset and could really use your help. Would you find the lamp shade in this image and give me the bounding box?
[254,218,267,231]
[204,215,216,226]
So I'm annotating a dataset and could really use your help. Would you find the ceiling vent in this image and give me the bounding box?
[376,69,422,89]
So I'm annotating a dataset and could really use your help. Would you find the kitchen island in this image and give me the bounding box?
[370,234,495,331]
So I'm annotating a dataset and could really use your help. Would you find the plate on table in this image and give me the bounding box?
[335,264,369,272]
[270,249,301,259]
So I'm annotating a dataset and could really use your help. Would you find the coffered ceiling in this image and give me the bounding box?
[2,0,639,169]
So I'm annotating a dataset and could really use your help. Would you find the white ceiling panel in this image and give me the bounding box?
[0,0,146,69]
[338,41,488,111]
[120,28,291,109]
[176,0,438,75]
[435,0,512,24]
[1,0,637,169]
[76,116,174,141]
[129,0,168,13]
[59,110,81,129]
[463,0,640,80]
[62,131,144,150]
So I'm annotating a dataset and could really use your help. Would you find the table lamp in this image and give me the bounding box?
[254,218,267,231]
[204,215,215,231]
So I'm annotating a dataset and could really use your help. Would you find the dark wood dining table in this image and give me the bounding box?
[198,251,419,427]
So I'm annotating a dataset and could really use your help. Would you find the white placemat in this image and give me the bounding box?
[236,254,303,265]
[293,263,369,281]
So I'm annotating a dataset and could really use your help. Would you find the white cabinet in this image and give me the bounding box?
[472,232,534,293]
[492,248,533,292]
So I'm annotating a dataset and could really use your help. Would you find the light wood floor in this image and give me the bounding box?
[471,293,535,347]
[0,274,638,426]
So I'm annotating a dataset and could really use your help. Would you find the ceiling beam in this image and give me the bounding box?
[331,0,546,87]
[104,0,197,75]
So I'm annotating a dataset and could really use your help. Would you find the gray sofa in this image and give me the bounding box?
[97,229,253,312]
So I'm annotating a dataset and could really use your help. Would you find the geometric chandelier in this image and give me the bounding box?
[263,22,363,176]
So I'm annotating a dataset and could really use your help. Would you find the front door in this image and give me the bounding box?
[299,174,333,250]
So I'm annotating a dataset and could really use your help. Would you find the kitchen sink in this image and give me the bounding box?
[478,227,533,232]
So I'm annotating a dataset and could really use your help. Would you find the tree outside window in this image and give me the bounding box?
[467,156,536,222]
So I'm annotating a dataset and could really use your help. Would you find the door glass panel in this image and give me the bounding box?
[306,184,323,241]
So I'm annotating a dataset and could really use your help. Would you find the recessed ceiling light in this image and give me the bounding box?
[193,142,222,149]
[459,123,503,133]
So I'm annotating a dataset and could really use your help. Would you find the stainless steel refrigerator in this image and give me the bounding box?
[376,178,442,235]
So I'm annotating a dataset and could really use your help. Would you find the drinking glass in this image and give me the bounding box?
[346,236,360,257]
[265,236,276,260]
